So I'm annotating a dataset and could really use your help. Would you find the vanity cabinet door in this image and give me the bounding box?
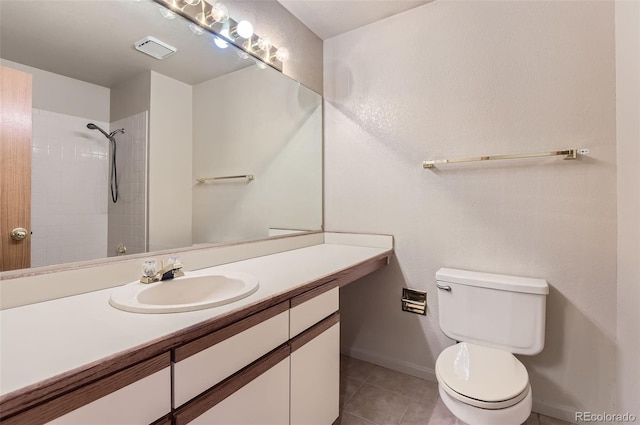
[173,302,289,408]
[290,314,340,425]
[174,346,290,425]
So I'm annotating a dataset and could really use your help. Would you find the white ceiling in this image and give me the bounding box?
[277,0,431,40]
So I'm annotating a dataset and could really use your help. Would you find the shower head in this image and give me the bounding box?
[87,123,125,140]
[86,123,110,138]
[109,128,125,138]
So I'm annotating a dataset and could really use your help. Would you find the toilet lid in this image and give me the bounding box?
[436,342,529,406]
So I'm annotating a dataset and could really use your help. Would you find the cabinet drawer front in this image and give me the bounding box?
[174,309,289,407]
[47,367,171,425]
[2,354,171,425]
[290,285,339,338]
[185,357,290,425]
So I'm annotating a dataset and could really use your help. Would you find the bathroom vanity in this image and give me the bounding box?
[0,233,393,424]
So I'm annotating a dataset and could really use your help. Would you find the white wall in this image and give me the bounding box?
[192,66,322,244]
[325,1,617,421]
[148,71,193,252]
[615,0,640,418]
[0,59,109,122]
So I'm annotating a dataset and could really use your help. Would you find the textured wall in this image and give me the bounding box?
[324,1,617,421]
[615,0,640,417]
[226,0,323,94]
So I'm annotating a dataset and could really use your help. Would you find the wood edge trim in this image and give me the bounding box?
[174,301,288,362]
[150,413,172,425]
[1,353,170,425]
[336,255,390,288]
[290,312,340,353]
[290,279,338,308]
[0,248,393,418]
[174,345,289,425]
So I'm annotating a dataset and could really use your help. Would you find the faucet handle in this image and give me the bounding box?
[142,260,158,277]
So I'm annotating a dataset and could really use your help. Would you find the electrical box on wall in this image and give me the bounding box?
[401,288,427,315]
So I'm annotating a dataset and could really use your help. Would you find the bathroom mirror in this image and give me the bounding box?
[0,0,322,273]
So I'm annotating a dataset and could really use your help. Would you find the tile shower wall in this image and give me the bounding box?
[107,111,148,257]
[31,110,109,267]
[324,1,617,422]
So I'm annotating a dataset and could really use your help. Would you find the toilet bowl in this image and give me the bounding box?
[434,268,549,425]
[435,342,532,425]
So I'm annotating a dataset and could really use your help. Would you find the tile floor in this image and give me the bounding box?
[336,356,576,425]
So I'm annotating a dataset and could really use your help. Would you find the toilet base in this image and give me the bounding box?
[438,384,532,425]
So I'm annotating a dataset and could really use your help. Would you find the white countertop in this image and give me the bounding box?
[0,241,391,397]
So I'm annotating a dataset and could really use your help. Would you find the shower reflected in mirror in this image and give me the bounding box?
[87,123,125,203]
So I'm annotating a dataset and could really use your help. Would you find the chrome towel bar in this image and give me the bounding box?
[423,149,588,169]
[196,174,255,184]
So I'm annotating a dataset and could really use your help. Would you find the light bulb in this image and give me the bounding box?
[255,60,267,70]
[189,23,205,35]
[257,37,270,52]
[235,20,253,39]
[158,6,177,19]
[237,50,249,60]
[210,3,229,23]
[185,0,201,5]
[275,47,289,62]
[214,29,229,48]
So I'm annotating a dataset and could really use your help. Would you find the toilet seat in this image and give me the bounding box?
[435,342,530,410]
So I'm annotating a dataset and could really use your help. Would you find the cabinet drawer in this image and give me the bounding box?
[290,283,339,338]
[3,353,171,425]
[175,346,290,425]
[174,302,289,407]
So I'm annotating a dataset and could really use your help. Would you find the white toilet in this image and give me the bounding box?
[434,268,549,425]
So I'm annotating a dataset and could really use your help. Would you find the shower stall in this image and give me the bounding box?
[30,109,148,267]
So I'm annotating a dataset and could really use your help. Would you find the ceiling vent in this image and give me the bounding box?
[134,36,177,60]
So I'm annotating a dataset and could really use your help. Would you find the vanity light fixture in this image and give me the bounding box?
[195,1,229,27]
[153,0,289,71]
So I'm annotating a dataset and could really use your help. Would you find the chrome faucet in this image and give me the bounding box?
[140,258,185,284]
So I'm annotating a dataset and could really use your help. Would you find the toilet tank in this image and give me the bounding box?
[436,268,549,355]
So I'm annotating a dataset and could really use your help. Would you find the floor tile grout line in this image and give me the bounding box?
[342,410,381,425]
[396,401,413,425]
[358,381,423,402]
[341,377,367,411]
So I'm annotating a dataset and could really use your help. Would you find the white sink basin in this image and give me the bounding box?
[109,272,259,313]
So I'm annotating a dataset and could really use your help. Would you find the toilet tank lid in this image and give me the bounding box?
[436,268,549,295]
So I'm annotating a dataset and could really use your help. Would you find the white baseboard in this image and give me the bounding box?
[341,347,578,424]
[340,347,437,383]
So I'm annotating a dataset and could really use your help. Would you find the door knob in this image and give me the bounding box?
[10,227,28,241]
